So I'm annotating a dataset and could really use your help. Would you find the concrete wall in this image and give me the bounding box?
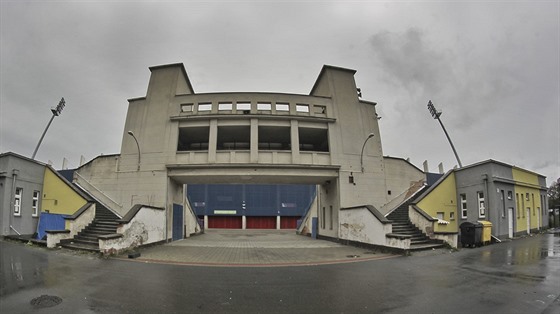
[99,205,166,255]
[0,153,44,236]
[383,157,425,203]
[318,179,340,238]
[76,155,167,216]
[339,206,392,247]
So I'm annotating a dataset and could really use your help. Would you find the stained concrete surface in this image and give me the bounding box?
[1,233,559,313]
[130,229,396,266]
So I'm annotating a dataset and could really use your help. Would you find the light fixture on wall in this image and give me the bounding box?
[127,131,141,171]
[360,133,375,173]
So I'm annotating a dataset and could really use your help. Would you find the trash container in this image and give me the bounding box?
[478,220,492,245]
[460,222,483,248]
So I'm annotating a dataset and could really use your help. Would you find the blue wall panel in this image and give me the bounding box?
[187,184,315,217]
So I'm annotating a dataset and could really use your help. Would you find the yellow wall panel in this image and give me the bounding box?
[512,168,539,186]
[417,172,458,232]
[42,168,87,215]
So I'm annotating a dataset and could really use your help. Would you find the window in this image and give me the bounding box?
[32,191,40,217]
[537,207,540,217]
[460,194,467,218]
[516,193,520,218]
[236,102,251,111]
[218,102,232,111]
[177,127,210,151]
[296,104,309,113]
[14,188,22,216]
[298,127,329,152]
[525,193,530,201]
[314,105,326,115]
[507,191,512,200]
[502,207,506,218]
[275,103,290,111]
[478,191,485,218]
[437,212,444,220]
[329,206,333,230]
[257,102,271,111]
[181,103,193,112]
[450,212,455,220]
[321,207,326,229]
[217,126,250,150]
[198,103,212,111]
[258,126,290,151]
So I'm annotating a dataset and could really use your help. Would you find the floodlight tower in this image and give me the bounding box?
[427,100,463,168]
[32,97,65,160]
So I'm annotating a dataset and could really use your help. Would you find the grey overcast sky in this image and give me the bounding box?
[1,1,559,183]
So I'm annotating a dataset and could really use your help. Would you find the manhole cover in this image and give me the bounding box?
[30,295,62,308]
[346,255,360,258]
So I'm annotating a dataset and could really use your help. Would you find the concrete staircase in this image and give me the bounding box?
[60,202,120,252]
[387,200,445,251]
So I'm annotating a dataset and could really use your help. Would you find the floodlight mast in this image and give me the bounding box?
[32,98,65,160]
[427,100,463,168]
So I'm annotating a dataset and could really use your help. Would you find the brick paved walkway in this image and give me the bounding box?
[129,229,397,267]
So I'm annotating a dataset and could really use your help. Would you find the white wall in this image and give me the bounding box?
[339,207,391,246]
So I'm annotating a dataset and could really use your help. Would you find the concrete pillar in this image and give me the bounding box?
[204,215,208,230]
[438,162,444,174]
[208,119,218,163]
[242,216,247,229]
[291,120,300,164]
[250,118,258,163]
[277,216,281,230]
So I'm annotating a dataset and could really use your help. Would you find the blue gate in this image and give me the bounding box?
[172,203,183,241]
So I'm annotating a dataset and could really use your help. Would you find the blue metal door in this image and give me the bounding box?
[172,203,183,241]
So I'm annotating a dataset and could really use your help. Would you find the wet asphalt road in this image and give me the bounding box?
[1,233,559,314]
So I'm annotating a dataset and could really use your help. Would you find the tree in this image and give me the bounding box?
[548,178,560,208]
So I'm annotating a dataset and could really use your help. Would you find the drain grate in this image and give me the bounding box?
[30,295,62,308]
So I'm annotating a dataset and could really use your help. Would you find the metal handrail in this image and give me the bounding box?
[74,172,122,207]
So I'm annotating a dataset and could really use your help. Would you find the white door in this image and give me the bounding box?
[526,208,531,234]
[508,208,514,238]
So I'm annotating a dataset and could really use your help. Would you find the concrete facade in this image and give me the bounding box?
[74,63,424,245]
[0,152,44,236]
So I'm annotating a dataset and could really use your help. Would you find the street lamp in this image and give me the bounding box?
[32,97,65,160]
[360,133,375,172]
[127,131,141,171]
[427,100,463,168]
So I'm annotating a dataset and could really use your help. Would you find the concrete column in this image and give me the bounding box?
[291,120,299,164]
[208,119,218,163]
[276,216,281,230]
[423,160,429,173]
[250,118,258,163]
[242,216,247,229]
[204,215,208,230]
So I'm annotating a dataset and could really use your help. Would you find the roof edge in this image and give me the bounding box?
[149,63,195,94]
